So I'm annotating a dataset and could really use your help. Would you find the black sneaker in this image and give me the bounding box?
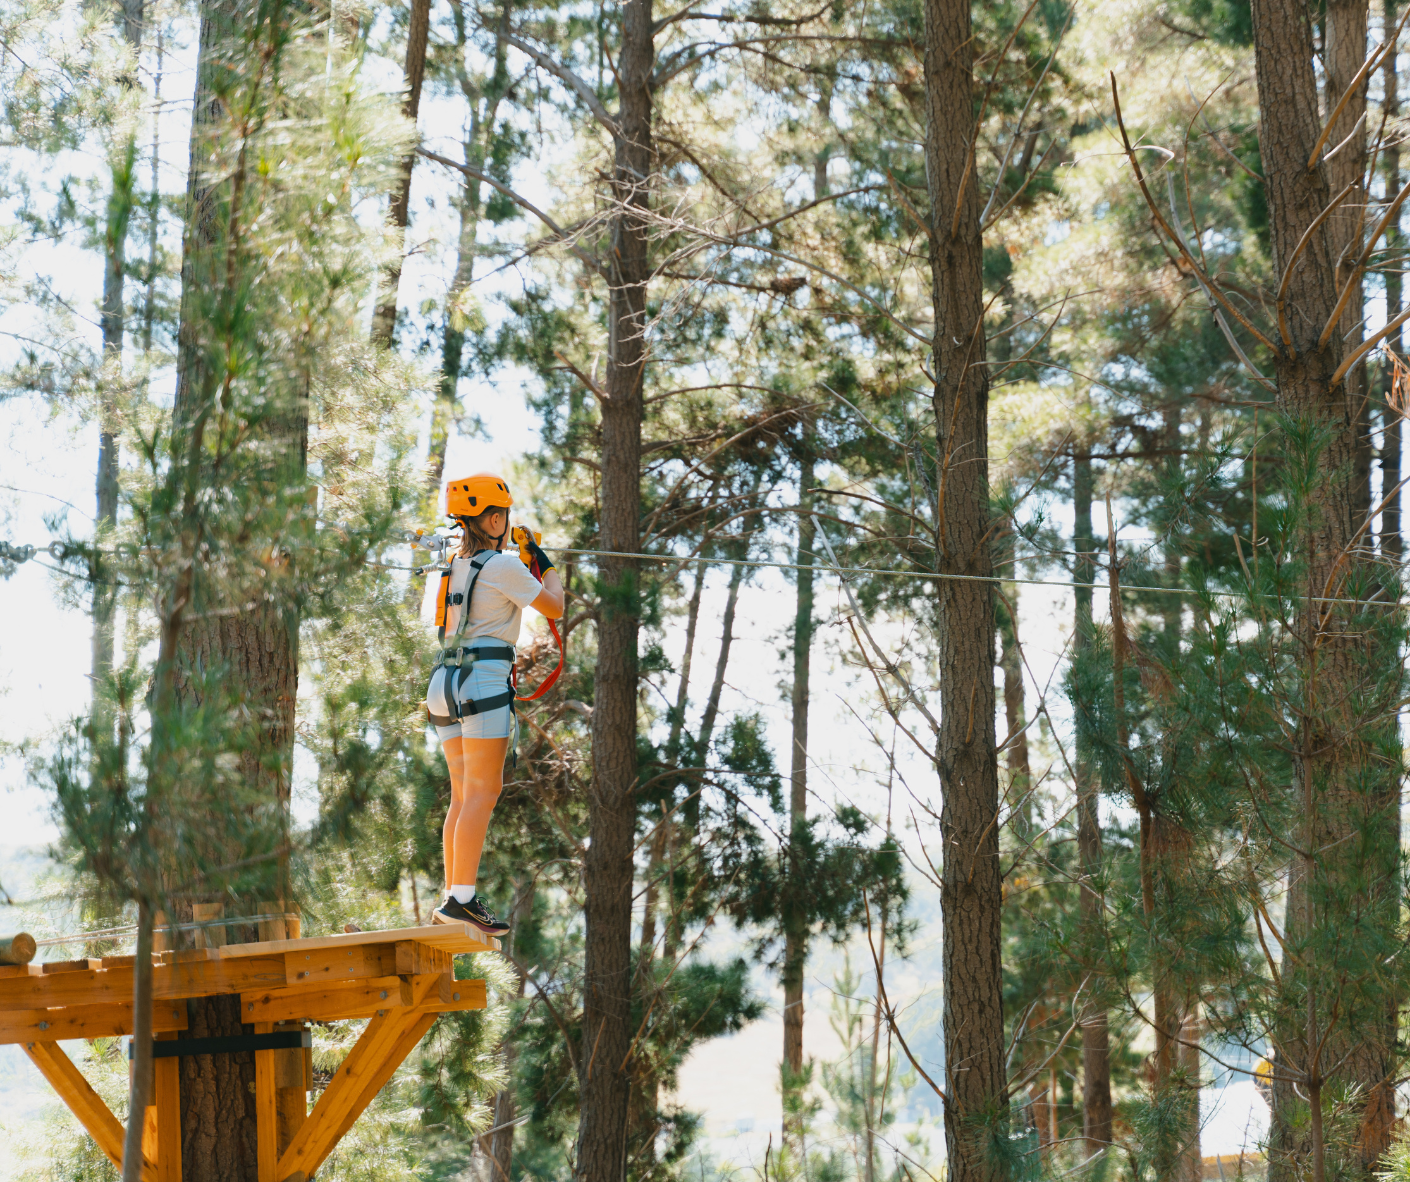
[432,895,510,937]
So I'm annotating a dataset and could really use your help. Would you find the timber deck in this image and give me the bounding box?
[1,922,498,1182]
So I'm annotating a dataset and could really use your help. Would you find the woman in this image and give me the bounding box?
[423,473,563,934]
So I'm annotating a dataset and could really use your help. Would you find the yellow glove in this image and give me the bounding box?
[512,525,553,575]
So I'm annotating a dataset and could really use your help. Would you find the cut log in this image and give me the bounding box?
[0,933,37,965]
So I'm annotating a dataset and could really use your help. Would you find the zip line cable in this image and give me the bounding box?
[3,534,1402,608]
[28,912,304,948]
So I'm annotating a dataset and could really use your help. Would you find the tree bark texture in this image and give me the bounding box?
[782,452,815,1146]
[1250,0,1399,1173]
[1326,0,1372,526]
[923,0,1007,1174]
[368,0,432,348]
[1073,448,1113,1152]
[577,0,653,1177]
[1384,0,1404,563]
[997,537,1030,829]
[166,6,305,1176]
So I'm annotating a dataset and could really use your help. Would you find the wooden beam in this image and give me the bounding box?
[0,999,188,1045]
[239,974,487,1026]
[310,1011,439,1177]
[204,921,496,961]
[41,958,104,973]
[22,1040,156,1181]
[154,1036,181,1182]
[255,1022,278,1182]
[274,975,442,1180]
[0,955,287,1010]
[282,945,376,986]
[142,1103,158,1168]
[240,976,413,1025]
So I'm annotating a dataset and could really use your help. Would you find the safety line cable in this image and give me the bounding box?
[4,536,1401,608]
[29,912,303,948]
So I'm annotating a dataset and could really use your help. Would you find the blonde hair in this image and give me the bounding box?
[456,506,508,557]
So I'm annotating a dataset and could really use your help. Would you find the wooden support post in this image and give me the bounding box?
[154,1035,181,1182]
[276,1023,308,1155]
[191,903,226,950]
[142,1103,158,1167]
[276,976,440,1179]
[311,1012,438,1177]
[254,1022,278,1182]
[22,1040,155,1180]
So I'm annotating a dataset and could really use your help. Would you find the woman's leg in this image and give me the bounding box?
[450,735,511,887]
[441,737,466,891]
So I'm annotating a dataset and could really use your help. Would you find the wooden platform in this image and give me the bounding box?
[3,923,497,1182]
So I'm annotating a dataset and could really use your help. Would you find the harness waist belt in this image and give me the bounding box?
[438,643,515,667]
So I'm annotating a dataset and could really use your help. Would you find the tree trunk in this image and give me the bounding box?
[368,0,432,348]
[997,534,1030,832]
[1250,0,1397,1173]
[483,882,535,1182]
[1384,0,1404,565]
[782,451,816,1148]
[577,0,653,1176]
[427,0,513,500]
[94,1,145,706]
[121,901,155,1182]
[696,540,747,758]
[1326,0,1372,527]
[667,557,707,762]
[923,0,1007,1174]
[1073,446,1113,1152]
[166,6,304,1175]
[1177,1008,1202,1182]
[1158,405,1199,1181]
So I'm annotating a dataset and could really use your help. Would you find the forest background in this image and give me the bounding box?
[0,0,1401,1179]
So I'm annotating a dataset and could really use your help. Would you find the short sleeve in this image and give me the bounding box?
[486,551,544,608]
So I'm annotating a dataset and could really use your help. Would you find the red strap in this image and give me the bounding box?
[514,554,565,702]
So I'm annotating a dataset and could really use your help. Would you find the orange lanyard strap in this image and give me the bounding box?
[514,551,565,702]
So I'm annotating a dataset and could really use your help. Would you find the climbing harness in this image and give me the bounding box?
[426,548,517,731]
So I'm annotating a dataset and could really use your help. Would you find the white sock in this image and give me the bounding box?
[450,884,476,904]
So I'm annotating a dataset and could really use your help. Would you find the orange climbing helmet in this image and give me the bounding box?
[445,473,513,519]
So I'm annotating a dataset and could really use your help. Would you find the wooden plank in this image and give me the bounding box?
[240,977,412,1025]
[394,941,448,976]
[206,922,497,962]
[154,955,287,1000]
[310,1011,439,1177]
[154,1035,181,1182]
[0,999,187,1045]
[22,1040,156,1180]
[282,945,369,986]
[239,976,487,1026]
[255,1022,278,1182]
[0,963,42,979]
[192,902,226,950]
[0,954,286,1010]
[0,968,131,1009]
[275,974,441,1180]
[277,1087,306,1157]
[142,1101,158,1166]
[42,959,104,973]
[431,977,487,1012]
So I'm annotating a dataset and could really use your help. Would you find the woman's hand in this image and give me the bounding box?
[530,568,565,619]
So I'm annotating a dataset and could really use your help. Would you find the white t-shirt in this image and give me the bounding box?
[420,549,544,646]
